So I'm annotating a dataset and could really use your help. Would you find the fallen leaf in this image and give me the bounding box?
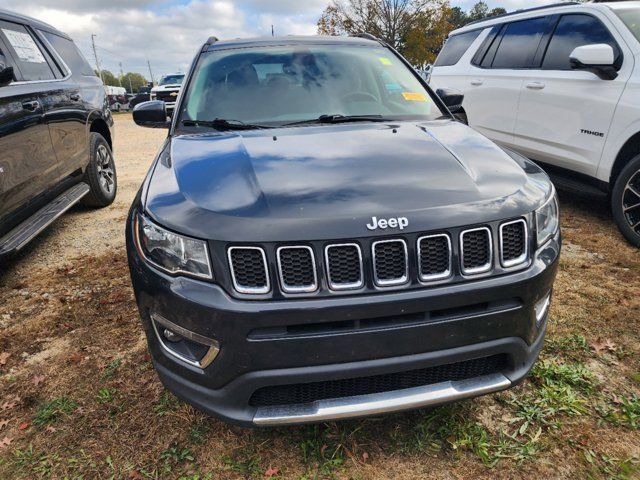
[0,436,12,449]
[32,375,46,387]
[265,467,279,478]
[44,425,56,434]
[591,338,617,355]
[18,422,30,430]
[0,352,10,365]
[1,402,17,412]
[128,471,144,480]
[362,451,370,462]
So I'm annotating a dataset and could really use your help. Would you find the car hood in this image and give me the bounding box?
[144,119,551,242]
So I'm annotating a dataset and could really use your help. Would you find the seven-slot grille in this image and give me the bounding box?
[325,244,363,290]
[227,219,529,295]
[418,234,452,281]
[500,219,528,267]
[277,246,318,293]
[228,247,270,294]
[372,239,408,286]
[460,227,492,275]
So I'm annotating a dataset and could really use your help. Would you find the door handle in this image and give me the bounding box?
[526,81,545,90]
[470,79,483,86]
[21,100,40,111]
[69,93,81,101]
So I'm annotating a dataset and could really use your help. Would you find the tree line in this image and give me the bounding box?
[317,0,507,66]
[95,70,149,93]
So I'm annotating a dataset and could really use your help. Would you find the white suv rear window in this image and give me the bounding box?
[434,30,481,67]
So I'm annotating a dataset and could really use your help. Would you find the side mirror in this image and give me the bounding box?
[569,44,618,80]
[436,88,464,114]
[133,100,170,128]
[0,65,14,87]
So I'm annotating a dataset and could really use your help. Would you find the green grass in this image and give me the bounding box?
[102,358,123,379]
[223,445,263,478]
[599,395,640,429]
[33,397,77,426]
[96,388,117,403]
[531,359,597,393]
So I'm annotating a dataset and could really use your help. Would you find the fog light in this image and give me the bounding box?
[163,329,182,343]
[534,292,551,328]
[150,312,220,369]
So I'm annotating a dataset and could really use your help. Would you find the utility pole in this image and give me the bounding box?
[118,62,124,89]
[271,25,274,37]
[147,60,155,85]
[91,34,104,84]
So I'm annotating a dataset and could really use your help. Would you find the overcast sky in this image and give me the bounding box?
[0,0,550,80]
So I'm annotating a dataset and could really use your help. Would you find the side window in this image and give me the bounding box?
[40,31,96,77]
[491,17,550,69]
[0,21,56,81]
[434,30,482,67]
[542,14,621,70]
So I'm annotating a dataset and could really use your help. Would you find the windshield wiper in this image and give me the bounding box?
[284,114,390,126]
[182,119,273,130]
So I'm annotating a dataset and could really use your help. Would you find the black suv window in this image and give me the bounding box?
[40,31,96,77]
[491,17,550,69]
[434,30,482,67]
[0,21,55,81]
[542,14,621,70]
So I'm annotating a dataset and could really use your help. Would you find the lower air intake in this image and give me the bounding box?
[249,354,508,407]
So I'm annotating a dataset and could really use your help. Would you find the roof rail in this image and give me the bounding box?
[206,36,219,45]
[354,32,381,42]
[465,2,580,27]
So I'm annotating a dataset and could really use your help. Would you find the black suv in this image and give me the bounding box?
[0,9,116,259]
[127,35,560,426]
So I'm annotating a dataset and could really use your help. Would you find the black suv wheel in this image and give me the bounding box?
[612,154,640,247]
[81,133,117,208]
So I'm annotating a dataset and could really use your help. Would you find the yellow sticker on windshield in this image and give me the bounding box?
[402,92,427,102]
[379,57,393,66]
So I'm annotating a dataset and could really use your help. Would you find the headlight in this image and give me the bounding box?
[535,189,559,247]
[135,214,212,279]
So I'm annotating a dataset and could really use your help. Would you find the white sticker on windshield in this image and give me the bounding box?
[2,29,46,63]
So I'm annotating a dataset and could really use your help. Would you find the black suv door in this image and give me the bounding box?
[0,24,58,224]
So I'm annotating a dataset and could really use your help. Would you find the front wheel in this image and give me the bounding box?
[81,133,117,208]
[611,154,640,247]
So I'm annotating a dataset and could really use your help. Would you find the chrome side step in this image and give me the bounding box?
[0,183,90,257]
[253,372,511,426]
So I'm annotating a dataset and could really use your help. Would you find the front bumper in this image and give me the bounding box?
[127,223,559,426]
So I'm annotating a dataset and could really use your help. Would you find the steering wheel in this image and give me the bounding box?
[341,91,378,103]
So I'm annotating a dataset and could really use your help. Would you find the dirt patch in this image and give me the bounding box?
[0,116,638,479]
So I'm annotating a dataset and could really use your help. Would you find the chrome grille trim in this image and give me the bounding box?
[227,246,270,295]
[499,219,529,268]
[276,246,318,294]
[459,227,493,275]
[372,239,409,287]
[417,233,452,282]
[324,243,364,291]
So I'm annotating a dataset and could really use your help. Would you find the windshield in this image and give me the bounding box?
[180,44,444,127]
[615,8,640,42]
[160,74,185,86]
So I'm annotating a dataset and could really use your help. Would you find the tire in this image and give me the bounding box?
[81,133,117,208]
[611,153,640,247]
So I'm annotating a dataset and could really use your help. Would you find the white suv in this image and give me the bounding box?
[430,1,640,246]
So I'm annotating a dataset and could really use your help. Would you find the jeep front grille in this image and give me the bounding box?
[228,247,270,294]
[417,234,451,281]
[460,227,492,275]
[372,239,408,286]
[325,244,363,290]
[225,218,529,296]
[277,246,317,293]
[500,219,528,267]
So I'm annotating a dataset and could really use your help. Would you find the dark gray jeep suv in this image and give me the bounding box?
[0,9,116,260]
[127,35,560,426]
